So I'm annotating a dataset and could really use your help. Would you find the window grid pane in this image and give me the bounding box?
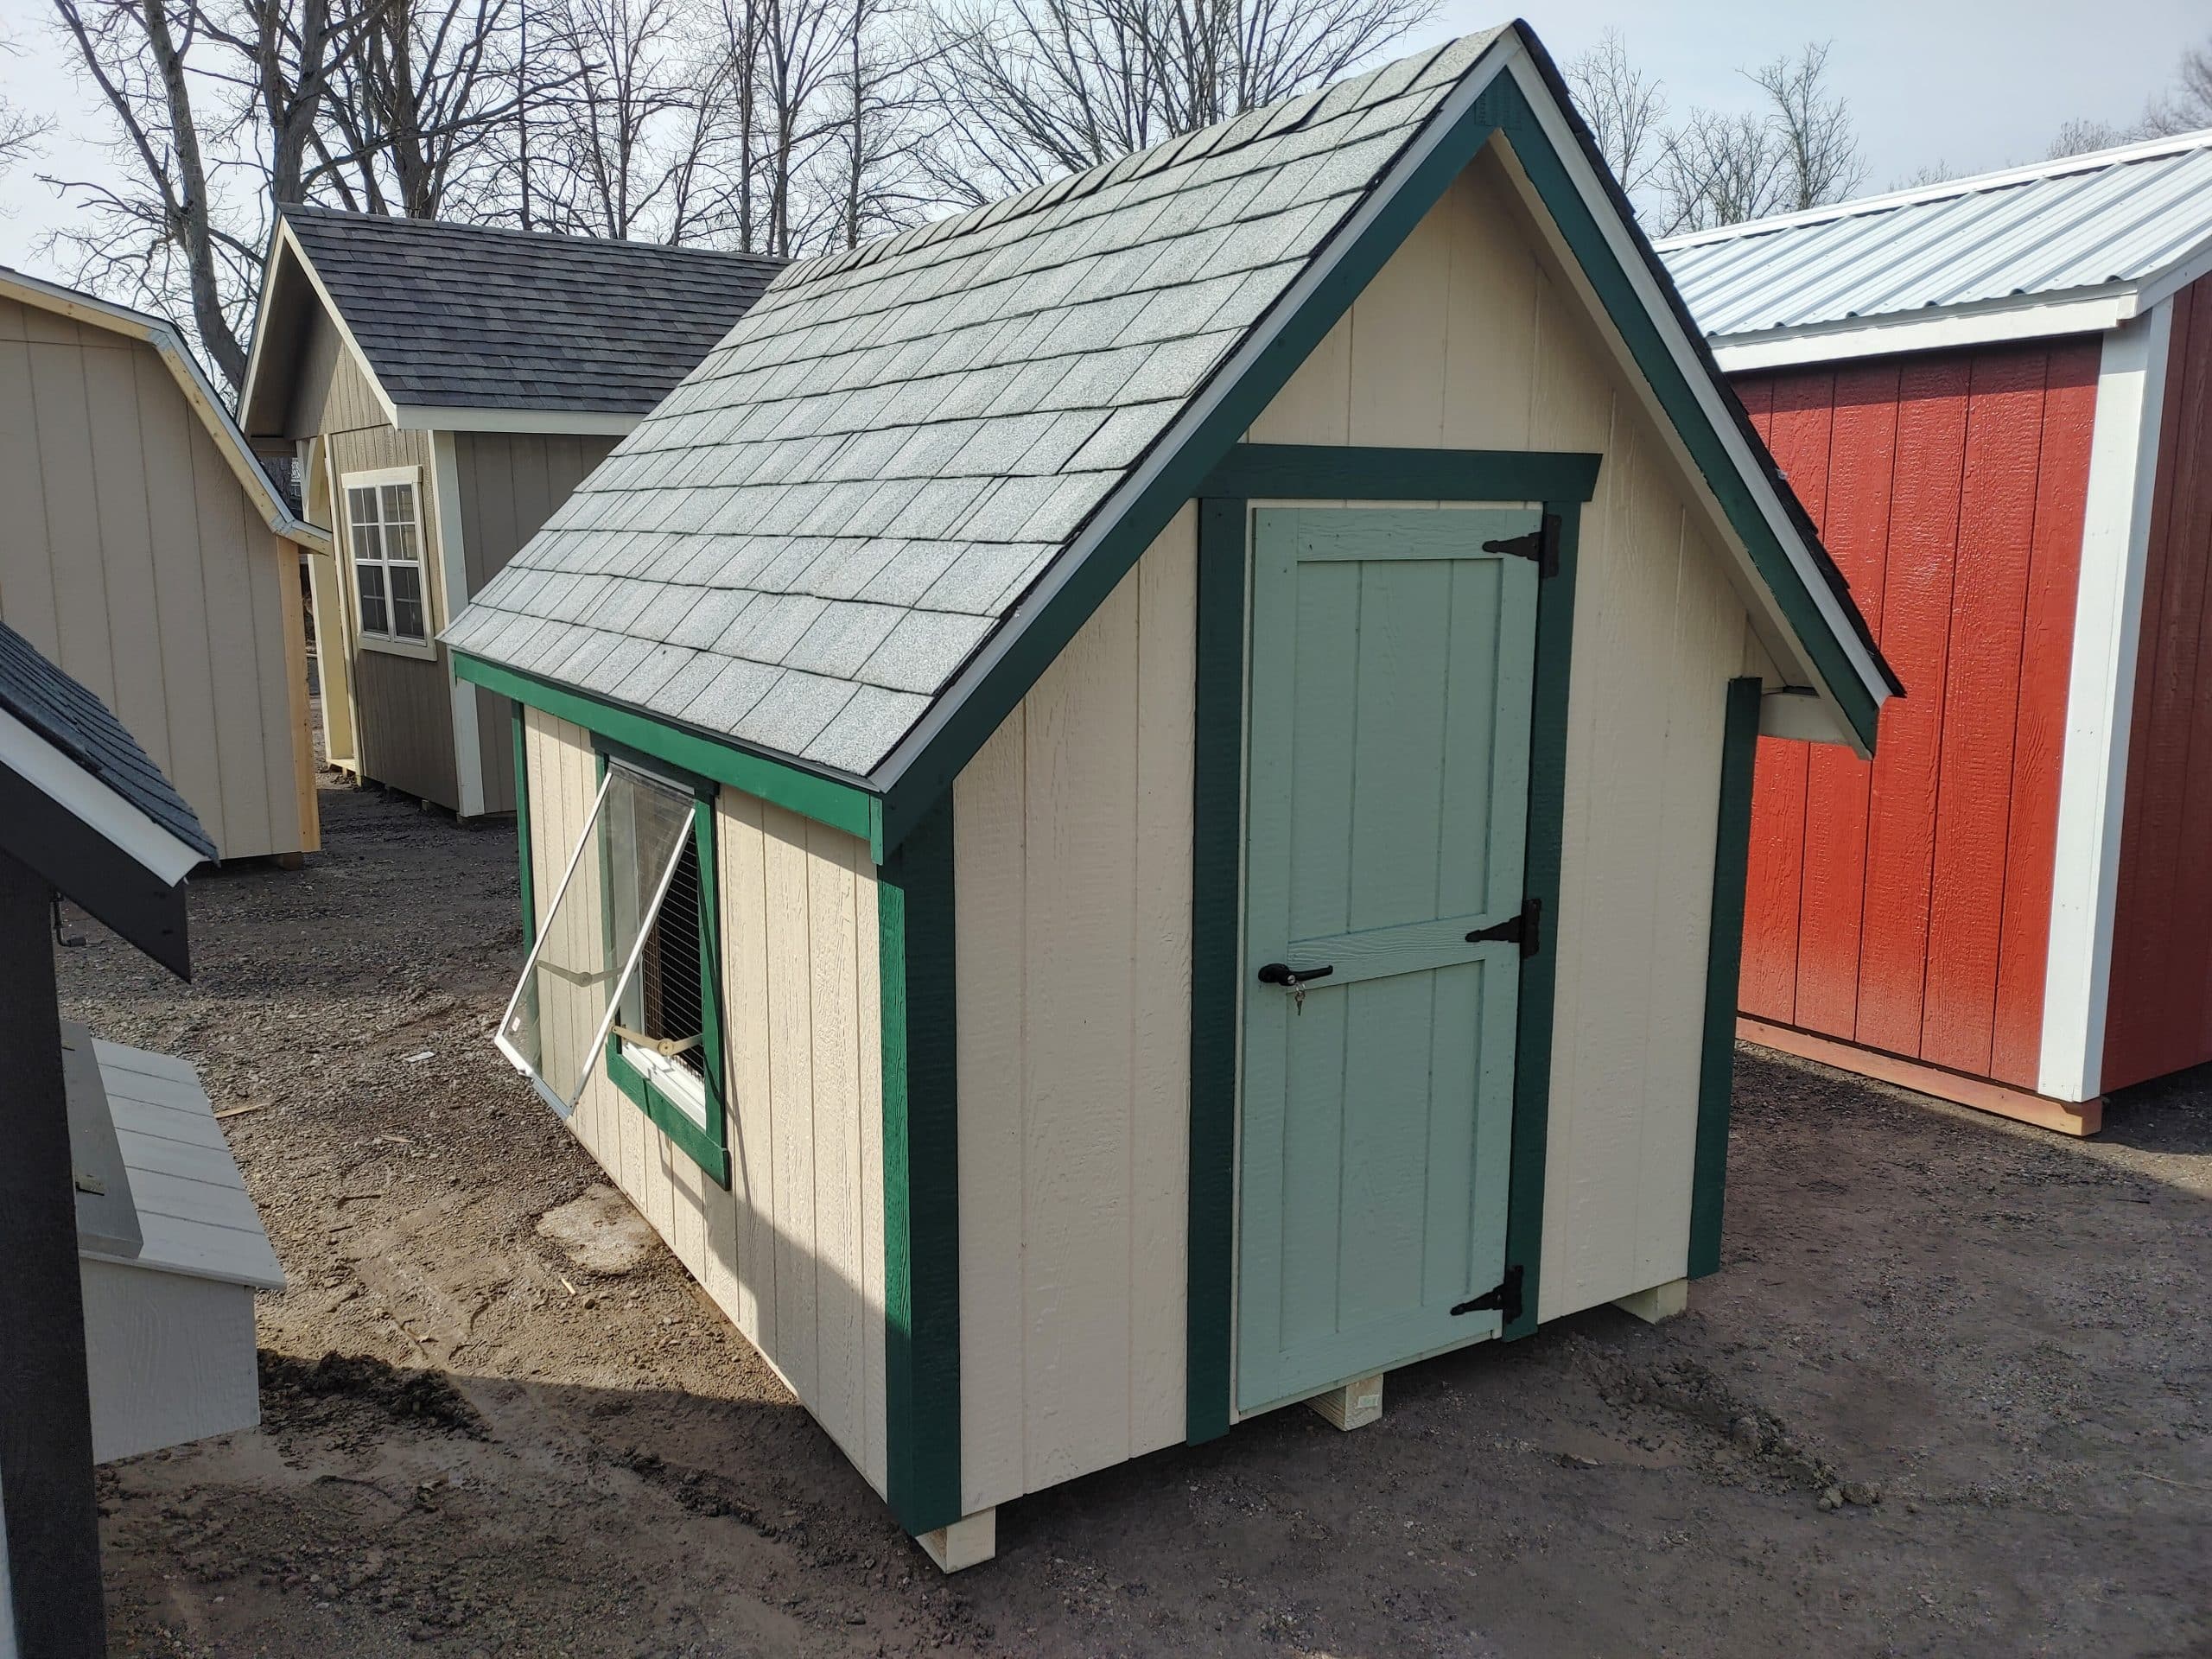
[356,562,389,635]
[387,563,426,642]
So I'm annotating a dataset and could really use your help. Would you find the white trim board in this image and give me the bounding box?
[395,405,639,437]
[0,705,205,885]
[2038,302,2175,1103]
[1706,294,2137,372]
[430,430,488,816]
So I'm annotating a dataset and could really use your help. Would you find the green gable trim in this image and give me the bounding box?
[1185,495,1246,1446]
[875,63,1876,854]
[1688,677,1762,1278]
[879,794,963,1535]
[1482,75,1882,751]
[1202,445,1601,504]
[454,650,884,859]
[1499,498,1580,1342]
[513,704,536,950]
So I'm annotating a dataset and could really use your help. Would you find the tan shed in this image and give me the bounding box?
[236,212,780,817]
[448,24,1897,1573]
[0,265,325,864]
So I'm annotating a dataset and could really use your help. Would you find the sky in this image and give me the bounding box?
[0,0,2203,291]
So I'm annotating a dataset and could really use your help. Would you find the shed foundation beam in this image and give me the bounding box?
[1739,1017,2103,1136]
[1613,1279,1689,1324]
[915,1508,996,1573]
[1306,1373,1384,1431]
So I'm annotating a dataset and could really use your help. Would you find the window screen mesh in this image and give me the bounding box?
[498,764,693,1113]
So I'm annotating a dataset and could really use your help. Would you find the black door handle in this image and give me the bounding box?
[1257,962,1334,988]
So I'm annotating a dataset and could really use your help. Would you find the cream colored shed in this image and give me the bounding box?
[0,266,326,863]
[448,24,1897,1573]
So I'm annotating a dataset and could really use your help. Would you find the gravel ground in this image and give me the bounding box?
[59,763,2211,1658]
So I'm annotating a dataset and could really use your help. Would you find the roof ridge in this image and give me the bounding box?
[282,203,788,270]
[1656,124,2212,251]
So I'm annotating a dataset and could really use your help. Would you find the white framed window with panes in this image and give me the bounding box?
[341,466,435,658]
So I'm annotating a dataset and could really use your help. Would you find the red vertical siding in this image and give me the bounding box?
[1732,339,2097,1090]
[2106,276,2212,1089]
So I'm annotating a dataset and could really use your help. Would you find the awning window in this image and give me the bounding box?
[498,761,695,1116]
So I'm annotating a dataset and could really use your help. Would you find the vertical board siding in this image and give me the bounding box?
[522,709,887,1493]
[1250,150,1755,1325]
[455,432,619,815]
[2107,276,2212,1089]
[951,509,1195,1514]
[0,302,306,860]
[1732,339,2098,1090]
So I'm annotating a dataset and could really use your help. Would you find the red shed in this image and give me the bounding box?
[1661,132,2212,1134]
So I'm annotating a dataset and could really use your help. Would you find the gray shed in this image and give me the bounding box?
[448,23,1895,1572]
[238,212,781,817]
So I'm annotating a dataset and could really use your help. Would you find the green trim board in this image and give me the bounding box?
[1688,677,1762,1278]
[454,650,883,860]
[1184,477,1576,1440]
[878,793,963,1535]
[1499,499,1579,1342]
[1185,496,1247,1446]
[513,703,536,950]
[1202,445,1601,504]
[1479,71,1886,747]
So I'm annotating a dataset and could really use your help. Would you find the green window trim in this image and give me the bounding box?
[1185,480,1579,1443]
[455,650,883,861]
[1688,677,1762,1277]
[590,744,734,1188]
[514,703,536,950]
[1201,444,1601,504]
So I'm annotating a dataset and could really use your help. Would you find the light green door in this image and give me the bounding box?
[1236,505,1540,1414]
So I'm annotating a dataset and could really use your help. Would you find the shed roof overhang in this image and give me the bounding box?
[459,23,1898,856]
[0,706,201,977]
[0,266,330,554]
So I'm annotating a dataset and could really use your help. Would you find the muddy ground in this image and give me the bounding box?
[58,763,2210,1658]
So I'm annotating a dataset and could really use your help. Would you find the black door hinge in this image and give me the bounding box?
[1452,1263,1522,1323]
[1482,512,1562,579]
[1467,896,1541,959]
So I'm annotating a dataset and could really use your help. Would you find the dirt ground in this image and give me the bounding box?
[57,760,2210,1658]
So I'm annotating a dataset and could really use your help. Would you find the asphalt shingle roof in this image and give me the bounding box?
[283,207,784,414]
[0,620,216,861]
[448,30,1514,777]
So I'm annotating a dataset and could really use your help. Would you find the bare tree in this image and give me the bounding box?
[1650,40,1863,234]
[1566,28,1663,195]
[2046,117,2130,160]
[2144,33,2212,136]
[1751,41,1862,212]
[529,0,693,238]
[0,36,56,184]
[912,0,1436,208]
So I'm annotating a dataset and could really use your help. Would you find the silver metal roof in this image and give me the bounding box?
[1657,130,2212,341]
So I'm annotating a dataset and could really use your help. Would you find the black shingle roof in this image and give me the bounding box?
[0,621,216,861]
[283,207,785,415]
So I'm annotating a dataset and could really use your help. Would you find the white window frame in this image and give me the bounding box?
[341,464,437,661]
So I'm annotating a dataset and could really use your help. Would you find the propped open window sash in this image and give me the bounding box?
[496,763,695,1116]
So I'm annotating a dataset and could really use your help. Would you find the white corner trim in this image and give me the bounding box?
[0,705,204,885]
[1707,293,2137,372]
[392,404,641,437]
[2038,302,2174,1103]
[429,430,486,816]
[1497,51,1891,752]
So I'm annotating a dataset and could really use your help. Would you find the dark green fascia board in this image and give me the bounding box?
[1498,497,1580,1342]
[512,703,536,951]
[1201,445,1601,504]
[1184,496,1246,1446]
[454,650,884,861]
[1479,74,1884,750]
[878,792,963,1535]
[1688,677,1762,1278]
